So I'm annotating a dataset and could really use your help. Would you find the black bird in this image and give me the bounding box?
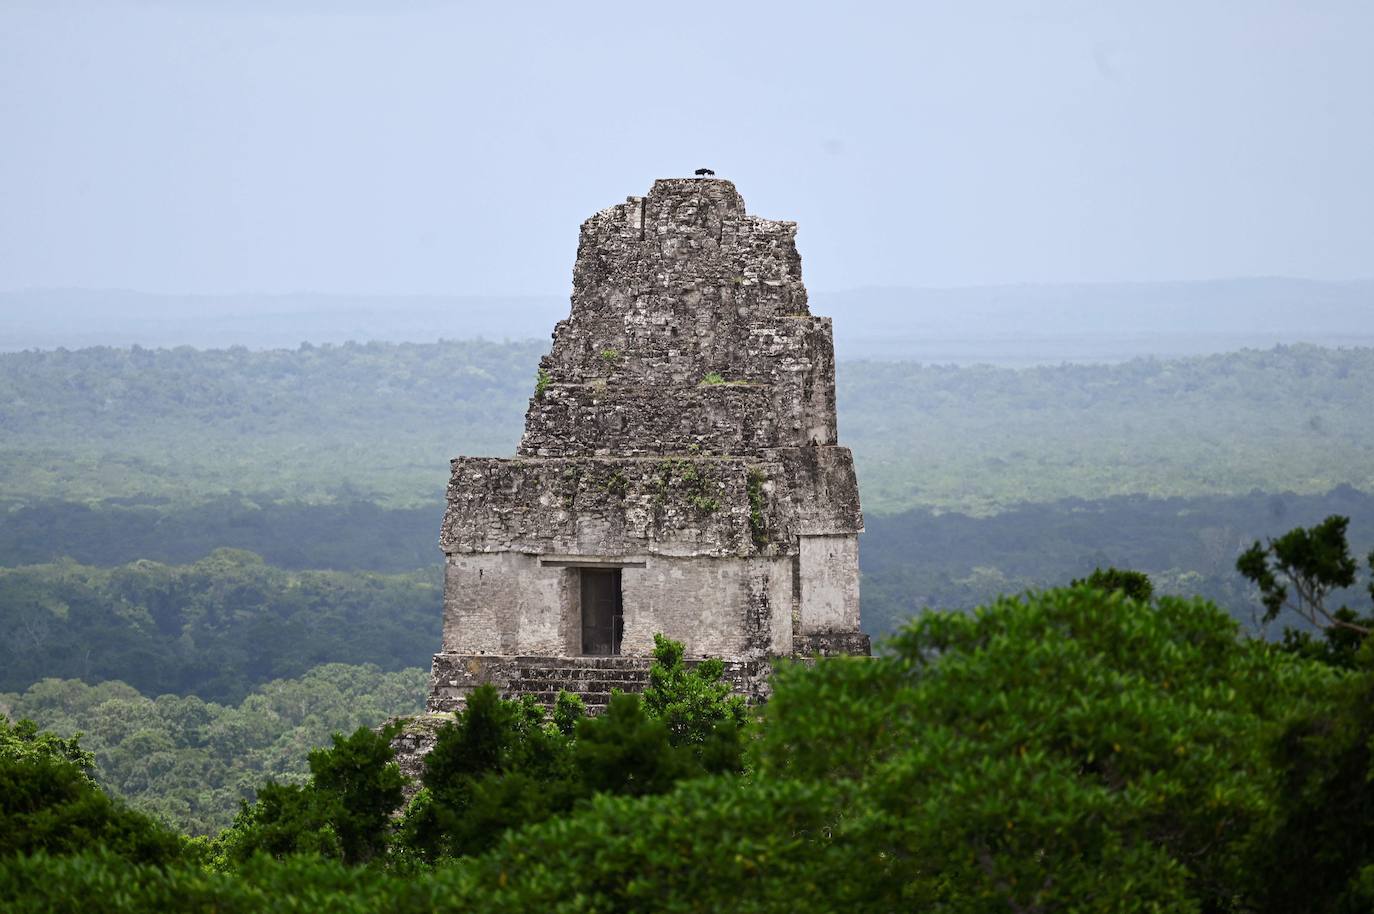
[694,167,715,176]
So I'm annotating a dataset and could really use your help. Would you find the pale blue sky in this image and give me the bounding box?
[1,0,1370,295]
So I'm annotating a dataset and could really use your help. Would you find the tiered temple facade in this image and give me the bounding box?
[427,176,868,714]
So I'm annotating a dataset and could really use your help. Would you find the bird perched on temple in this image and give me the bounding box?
[694,167,715,176]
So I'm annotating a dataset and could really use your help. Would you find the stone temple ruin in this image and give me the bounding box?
[427,176,869,715]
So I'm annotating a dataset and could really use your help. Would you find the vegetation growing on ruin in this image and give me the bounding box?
[558,464,583,507]
[651,458,721,514]
[698,371,753,387]
[689,494,721,513]
[598,469,629,497]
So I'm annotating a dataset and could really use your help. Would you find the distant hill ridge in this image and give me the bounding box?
[3,278,1371,364]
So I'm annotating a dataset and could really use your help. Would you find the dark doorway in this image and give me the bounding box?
[580,568,623,655]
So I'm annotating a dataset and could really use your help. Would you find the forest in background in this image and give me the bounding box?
[3,339,1373,837]
[0,664,425,835]
[4,489,1372,700]
[2,340,1371,512]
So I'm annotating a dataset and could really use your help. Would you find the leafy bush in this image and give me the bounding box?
[460,587,1334,910]
[0,717,185,866]
[641,633,746,771]
[1249,640,1374,913]
[1070,565,1155,601]
[216,724,404,867]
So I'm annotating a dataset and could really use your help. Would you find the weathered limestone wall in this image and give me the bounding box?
[622,554,792,658]
[439,452,861,560]
[797,535,862,634]
[522,383,791,458]
[519,317,839,457]
[442,552,793,660]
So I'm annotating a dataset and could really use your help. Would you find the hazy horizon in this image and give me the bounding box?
[5,278,1371,365]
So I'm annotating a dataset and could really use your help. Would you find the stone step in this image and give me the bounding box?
[427,653,777,716]
[510,671,651,681]
[510,672,648,682]
[510,657,655,670]
[524,690,615,705]
[513,673,651,681]
[513,683,646,698]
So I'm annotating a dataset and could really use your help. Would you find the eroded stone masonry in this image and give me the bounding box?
[428,176,869,716]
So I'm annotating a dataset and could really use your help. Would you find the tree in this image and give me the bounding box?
[2,592,1365,910]
[741,587,1327,910]
[1237,514,1373,666]
[405,685,581,861]
[1070,566,1154,602]
[307,723,405,865]
[0,665,426,836]
[573,692,698,798]
[403,639,749,863]
[399,587,1329,910]
[1250,641,1374,913]
[640,633,747,772]
[0,715,93,776]
[0,716,185,865]
[216,782,339,865]
[216,723,405,866]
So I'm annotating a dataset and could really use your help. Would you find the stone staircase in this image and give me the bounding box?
[427,651,773,716]
[501,656,655,715]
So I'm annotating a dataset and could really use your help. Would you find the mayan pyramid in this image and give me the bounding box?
[428,176,868,714]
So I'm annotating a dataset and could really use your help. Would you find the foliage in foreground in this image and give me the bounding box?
[220,634,746,867]
[8,588,1374,911]
[0,717,185,866]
